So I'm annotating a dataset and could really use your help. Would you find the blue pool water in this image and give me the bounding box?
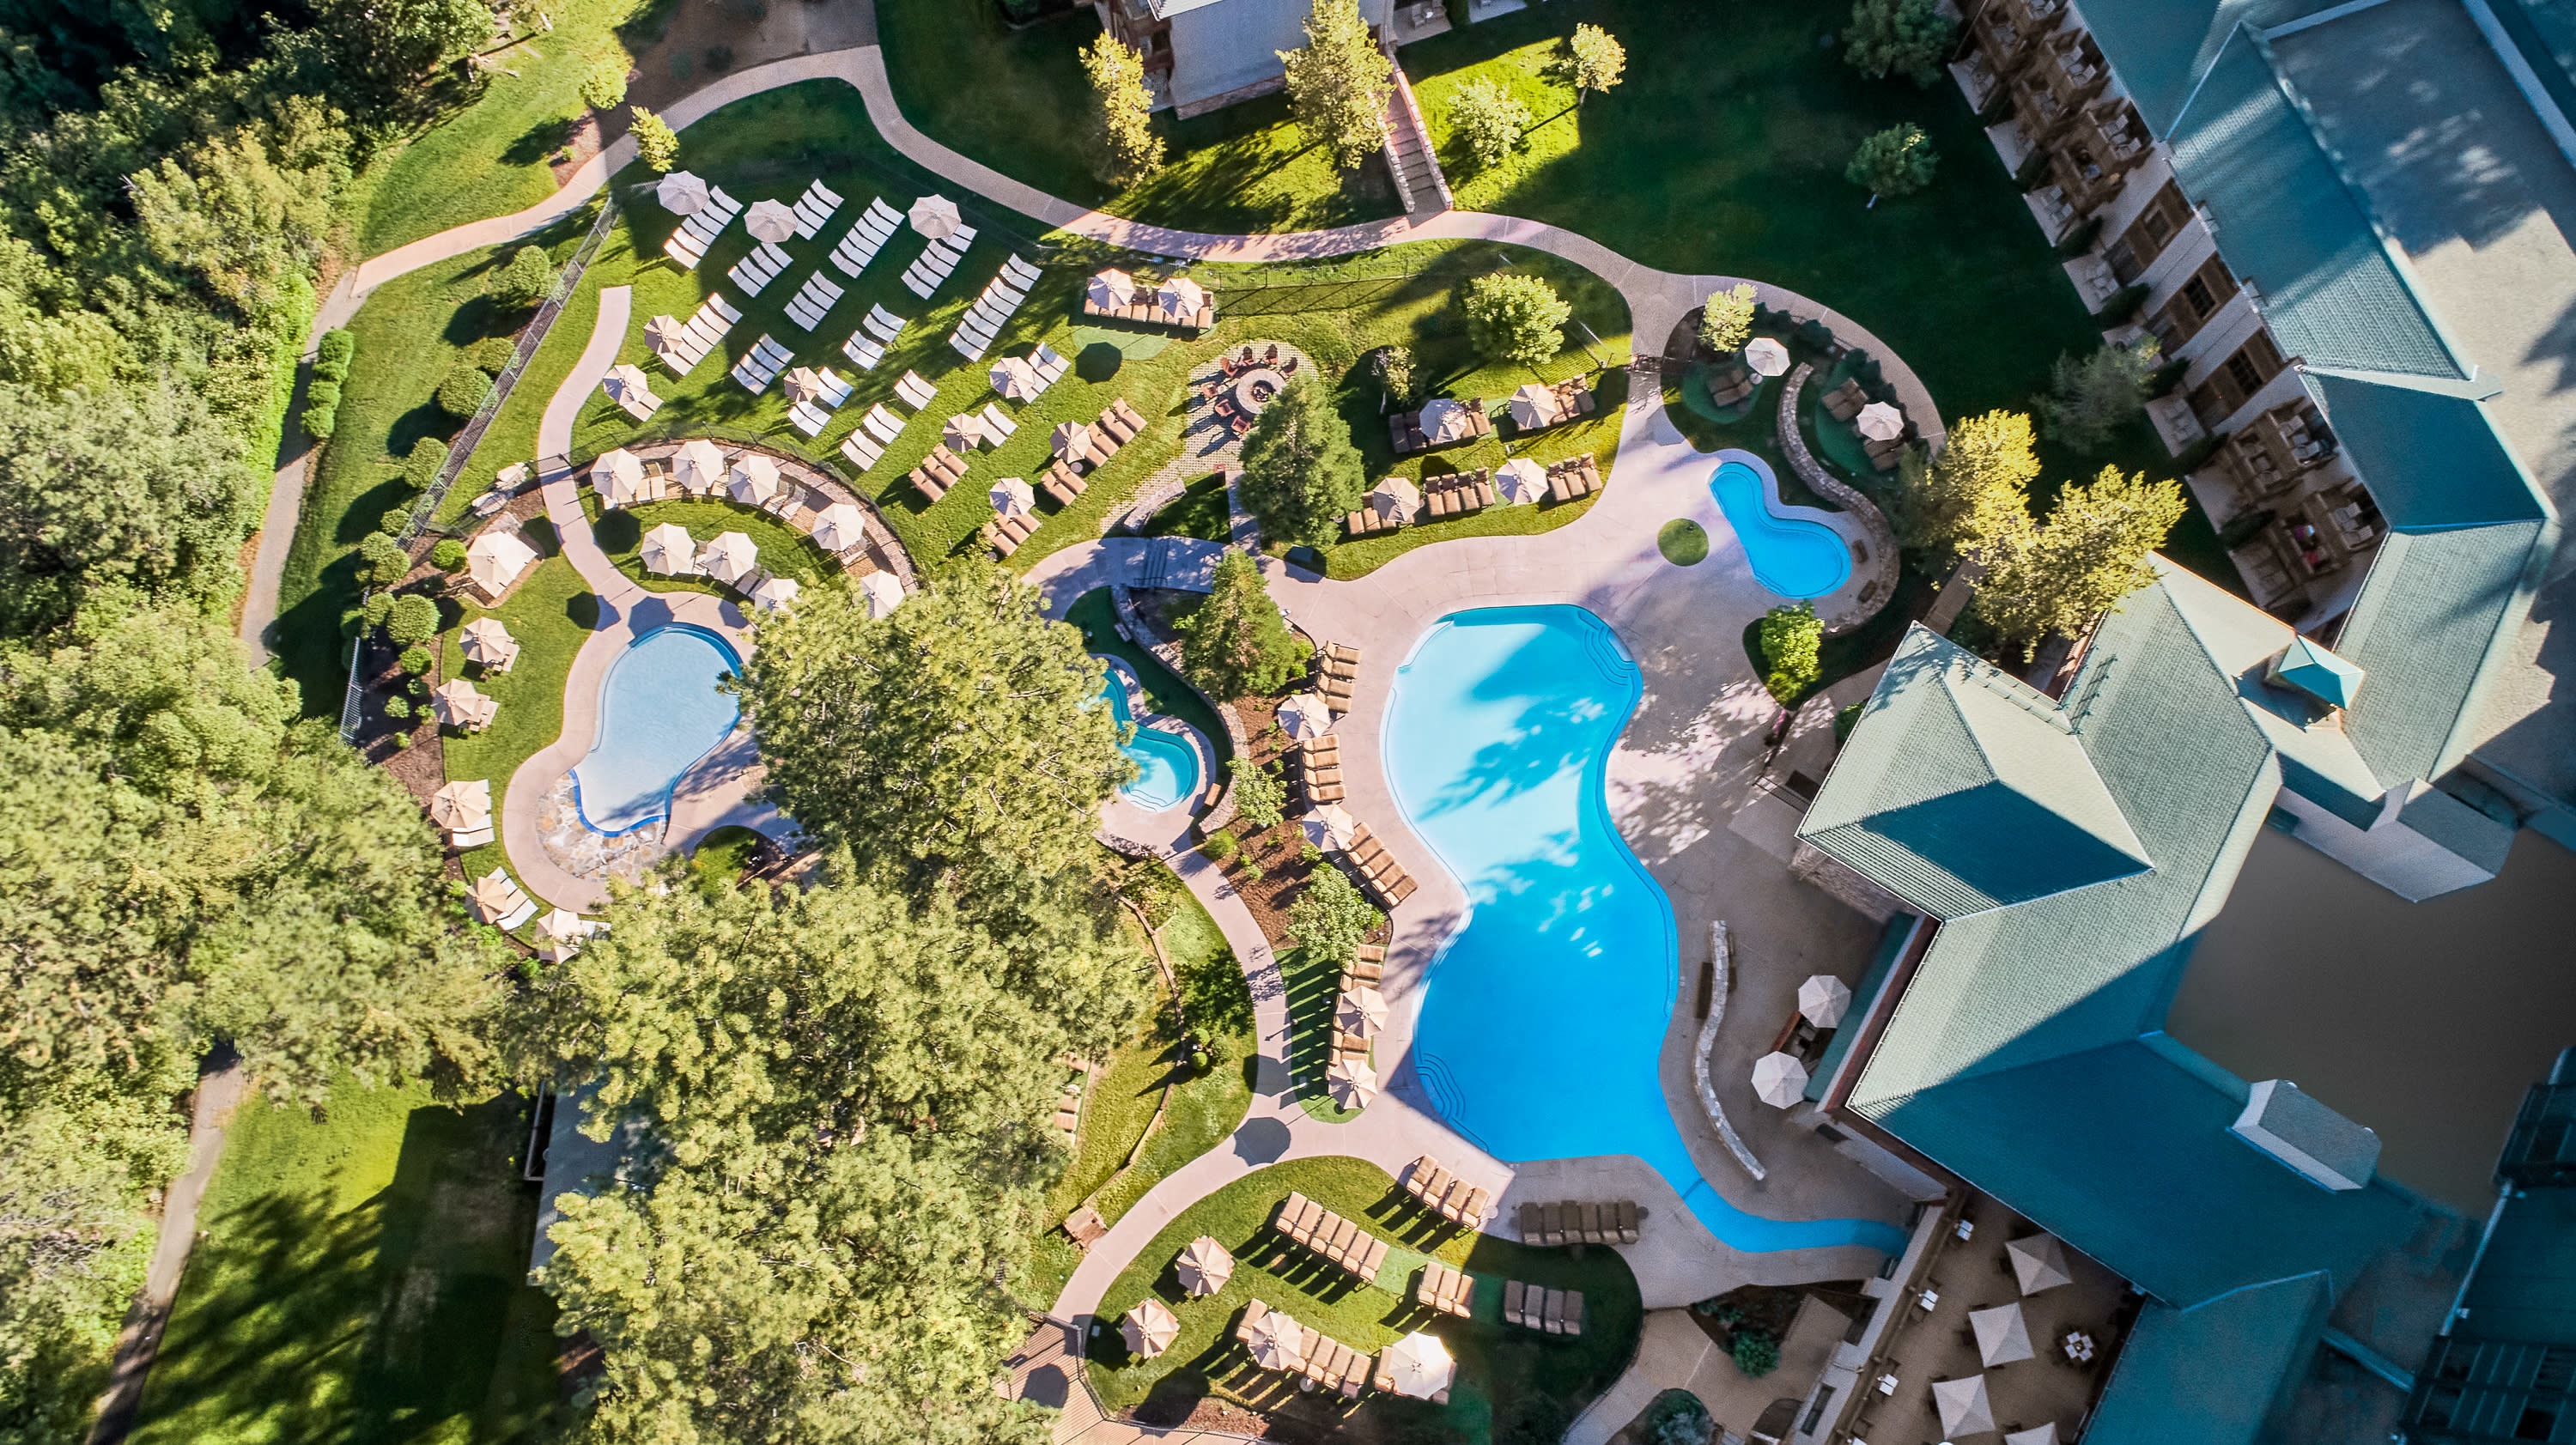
[1710,458,1854,600]
[573,624,744,834]
[1388,607,1907,1256]
[1097,670,1202,812]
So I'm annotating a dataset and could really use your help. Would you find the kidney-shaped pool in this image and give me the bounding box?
[1388,605,1905,1255]
[1710,457,1853,601]
[573,623,744,835]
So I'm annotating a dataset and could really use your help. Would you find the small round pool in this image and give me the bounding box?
[1710,458,1853,600]
[572,624,743,834]
[1097,667,1201,812]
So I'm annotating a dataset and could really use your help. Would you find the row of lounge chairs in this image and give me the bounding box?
[1340,942,1383,996]
[843,302,908,373]
[661,185,744,269]
[1819,376,1869,422]
[902,228,975,299]
[906,444,969,502]
[726,239,793,298]
[730,334,794,395]
[1415,1262,1473,1319]
[1315,642,1358,711]
[1425,468,1495,519]
[1402,1155,1494,1229]
[837,368,934,472]
[1346,501,1405,538]
[985,508,1040,556]
[1273,1192,1388,1284]
[654,294,742,377]
[787,367,856,439]
[787,179,841,239]
[1519,376,1601,431]
[1343,823,1418,909]
[830,197,907,277]
[1390,398,1493,456]
[1083,288,1217,334]
[1546,454,1605,504]
[948,255,1042,361]
[983,400,1144,556]
[1503,1282,1584,1336]
[1234,1300,1378,1399]
[782,269,846,331]
[1519,1199,1641,1248]
[1297,736,1345,805]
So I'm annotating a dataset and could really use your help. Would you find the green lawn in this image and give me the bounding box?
[1143,471,1233,543]
[1091,1157,1639,1445]
[1065,586,1234,776]
[1282,944,1366,1123]
[586,495,829,595]
[437,548,599,888]
[128,1078,561,1445]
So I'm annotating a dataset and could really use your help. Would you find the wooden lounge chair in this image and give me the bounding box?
[1503,1279,1527,1327]
[1041,459,1086,508]
[1332,1029,1371,1057]
[1824,378,1867,422]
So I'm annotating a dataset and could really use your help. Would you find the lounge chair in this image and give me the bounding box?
[1040,459,1086,508]
[660,185,744,269]
[861,404,905,445]
[840,431,884,472]
[841,331,885,371]
[893,370,938,410]
[1823,378,1867,422]
[789,400,829,437]
[726,240,793,297]
[790,179,843,238]
[831,197,905,276]
[783,270,846,331]
[979,402,1018,442]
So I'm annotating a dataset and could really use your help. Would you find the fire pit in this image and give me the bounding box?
[1234,367,1286,415]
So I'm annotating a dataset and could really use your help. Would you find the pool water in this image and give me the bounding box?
[573,624,744,834]
[1710,458,1854,600]
[1097,669,1201,812]
[1388,606,1906,1256]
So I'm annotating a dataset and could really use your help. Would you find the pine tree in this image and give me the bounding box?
[2037,339,2161,452]
[1843,0,1958,87]
[1448,76,1529,169]
[1894,409,2041,560]
[1177,549,1311,699]
[1080,34,1165,185]
[629,105,679,172]
[1280,0,1393,171]
[1461,271,1571,366]
[1974,466,2185,658]
[1236,373,1368,547]
[1846,123,1938,201]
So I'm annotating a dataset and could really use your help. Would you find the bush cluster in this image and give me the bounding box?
[302,328,355,440]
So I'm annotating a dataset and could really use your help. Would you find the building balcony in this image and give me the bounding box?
[2147,393,2207,457]
[2020,182,2081,246]
[1950,48,2005,113]
[2075,99,2151,171]
[2214,399,2339,501]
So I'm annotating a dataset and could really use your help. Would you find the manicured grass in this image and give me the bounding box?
[1281,944,1365,1124]
[1091,1157,1639,1445]
[1657,519,1709,566]
[438,208,617,529]
[586,495,829,595]
[1144,471,1233,543]
[1066,586,1234,776]
[438,548,600,886]
[685,823,768,896]
[128,1078,561,1445]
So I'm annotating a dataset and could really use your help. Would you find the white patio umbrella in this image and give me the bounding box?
[1507,382,1562,430]
[1971,1302,2037,1367]
[1376,1333,1455,1401]
[1121,1299,1180,1359]
[591,447,647,506]
[1745,337,1792,377]
[1276,692,1333,740]
[1932,1375,1996,1438]
[459,617,519,671]
[1157,275,1205,322]
[655,170,709,215]
[749,575,801,613]
[533,909,590,962]
[1051,420,1098,464]
[809,501,866,552]
[644,313,685,355]
[782,366,825,405]
[1419,397,1472,446]
[728,452,783,506]
[943,411,987,452]
[1175,1236,1234,1296]
[1798,974,1854,1028]
[1367,476,1421,525]
[1496,457,1549,505]
[1242,1308,1305,1371]
[1855,401,1905,441]
[1751,1050,1809,1108]
[671,438,727,495]
[697,531,758,586]
[2004,1425,2061,1445]
[744,198,799,244]
[428,779,491,830]
[988,477,1036,517]
[858,569,906,618]
[908,194,963,240]
[639,522,698,576]
[465,868,526,925]
[1326,1054,1378,1109]
[1087,268,1136,310]
[2007,1233,2075,1295]
[1335,987,1388,1036]
[431,679,496,732]
[1302,804,1358,852]
[602,362,653,404]
[466,529,538,594]
[990,355,1042,402]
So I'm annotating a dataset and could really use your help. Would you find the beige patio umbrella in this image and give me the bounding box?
[644,313,686,355]
[728,452,783,506]
[943,411,987,452]
[744,198,799,245]
[1367,476,1420,525]
[1276,692,1333,740]
[1798,974,1853,1028]
[696,531,758,586]
[1744,337,1791,377]
[1242,1308,1305,1371]
[1855,401,1905,440]
[2004,1425,2061,1445]
[639,523,697,576]
[1302,804,1358,852]
[1751,1050,1809,1108]
[602,362,653,404]
[749,575,801,613]
[1326,1054,1378,1109]
[1971,1302,2037,1367]
[465,867,526,925]
[591,447,647,506]
[1121,1298,1180,1359]
[431,679,496,732]
[990,355,1042,402]
[428,778,491,831]
[1377,1333,1455,1400]
[533,908,590,962]
[1496,457,1549,504]
[1051,420,1099,464]
[1175,1236,1233,1296]
[782,367,826,405]
[809,501,866,552]
[1157,275,1205,322]
[465,529,538,594]
[459,617,519,672]
[908,194,963,240]
[655,170,710,215]
[1507,382,1562,430]
[859,569,907,618]
[988,477,1036,518]
[1335,986,1388,1036]
[2007,1233,2074,1295]
[671,438,726,495]
[1086,268,1136,310]
[1418,397,1471,446]
[1932,1375,1996,1437]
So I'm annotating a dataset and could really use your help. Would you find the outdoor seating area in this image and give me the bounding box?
[829,197,906,276]
[648,294,742,377]
[726,239,793,297]
[428,778,493,849]
[1272,1192,1390,1285]
[1296,736,1345,804]
[1390,397,1492,455]
[1413,1262,1473,1319]
[781,270,846,331]
[1505,377,1598,433]
[1342,823,1418,909]
[1233,1300,1374,1399]
[1400,1157,1493,1229]
[1501,1281,1583,1337]
[1195,343,1303,439]
[465,867,537,931]
[657,177,743,269]
[1082,267,1218,333]
[729,334,793,395]
[1516,1199,1640,1248]
[600,364,660,422]
[1544,453,1605,504]
[906,443,969,502]
[946,254,1042,361]
[1703,360,1755,408]
[900,222,974,298]
[1313,642,1359,712]
[1423,467,1494,519]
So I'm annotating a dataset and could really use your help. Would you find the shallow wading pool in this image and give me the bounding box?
[572,624,743,835]
[1710,458,1853,600]
[1097,669,1201,813]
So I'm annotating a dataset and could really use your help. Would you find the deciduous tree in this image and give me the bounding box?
[1236,374,1367,547]
[1846,123,1937,201]
[128,98,349,311]
[1844,0,1958,87]
[1080,34,1165,185]
[1178,549,1310,699]
[1280,0,1393,171]
[1759,604,1823,705]
[1698,282,1756,355]
[1974,466,2185,658]
[1285,865,1381,968]
[1566,24,1625,106]
[1894,409,2040,560]
[1461,270,1571,366]
[2037,339,2160,452]
[1449,76,1529,169]
[1230,759,1287,830]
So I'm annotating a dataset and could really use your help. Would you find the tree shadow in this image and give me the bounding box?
[1076,342,1125,384]
[504,116,580,167]
[590,509,642,553]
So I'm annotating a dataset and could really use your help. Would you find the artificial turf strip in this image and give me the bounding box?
[1089,1156,1639,1445]
[126,1078,561,1445]
[436,547,598,889]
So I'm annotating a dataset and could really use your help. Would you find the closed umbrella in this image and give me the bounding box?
[592,448,647,506]
[1932,1375,1996,1438]
[1276,692,1333,739]
[782,367,825,404]
[1971,1302,2037,1367]
[602,362,652,403]
[859,570,906,618]
[908,194,963,240]
[639,523,697,575]
[1798,974,1853,1028]
[466,868,526,925]
[1303,804,1358,852]
[1087,269,1136,310]
[460,617,519,671]
[1508,382,1561,430]
[988,477,1035,517]
[749,575,801,613]
[1242,1308,1304,1371]
[1336,987,1387,1036]
[655,171,709,215]
[1497,457,1549,504]
[2007,1233,2074,1295]
[671,438,726,495]
[990,355,1042,402]
[466,530,538,594]
[644,313,686,355]
[1855,401,1905,441]
[1157,276,1205,322]
[1367,477,1420,525]
[1326,1054,1377,1109]
[1377,1333,1455,1400]
[1121,1299,1180,1359]
[809,502,866,552]
[744,198,798,244]
[1745,337,1791,377]
[728,453,782,506]
[697,531,758,586]
[944,411,987,452]
[428,779,491,830]
[534,909,590,962]
[1051,421,1098,464]
[1419,397,1471,446]
[1751,1050,1808,1108]
[1175,1236,1233,1296]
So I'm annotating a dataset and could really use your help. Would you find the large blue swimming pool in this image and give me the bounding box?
[1097,666,1201,812]
[1389,606,1905,1255]
[1711,458,1853,600]
[573,624,743,834]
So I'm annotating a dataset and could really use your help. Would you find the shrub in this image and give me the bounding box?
[435,365,492,418]
[394,731,414,749]
[1731,1327,1781,1377]
[2037,340,2160,452]
[2093,282,2148,323]
[381,695,411,721]
[381,507,415,538]
[1461,271,1570,366]
[316,328,355,377]
[1644,1390,1715,1445]
[1373,345,1416,405]
[1759,604,1823,706]
[1847,123,1938,199]
[303,379,342,411]
[302,404,336,440]
[580,59,629,110]
[466,336,519,372]
[489,246,558,309]
[431,537,467,572]
[1202,828,1239,864]
[1834,701,1863,744]
[386,593,441,647]
[1698,282,1757,355]
[1449,76,1530,169]
[362,592,396,630]
[398,644,434,676]
[358,531,409,587]
[631,106,680,172]
[1230,759,1287,830]
[404,437,451,491]
[1286,865,1382,969]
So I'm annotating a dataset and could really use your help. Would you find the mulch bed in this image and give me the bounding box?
[1200,689,1389,956]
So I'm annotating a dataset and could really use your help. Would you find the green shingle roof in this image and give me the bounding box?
[2338,523,2551,786]
[2079,0,2333,132]
[2082,1272,2334,1445]
[2271,637,2363,709]
[2306,372,2547,532]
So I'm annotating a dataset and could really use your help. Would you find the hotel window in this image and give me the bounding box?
[2187,331,2286,431]
[2144,256,2240,352]
[2105,183,2191,282]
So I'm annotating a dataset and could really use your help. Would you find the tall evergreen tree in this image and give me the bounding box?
[1280,0,1393,170]
[1236,374,1366,547]
[1177,549,1310,699]
[1080,34,1165,185]
[1843,0,1959,87]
